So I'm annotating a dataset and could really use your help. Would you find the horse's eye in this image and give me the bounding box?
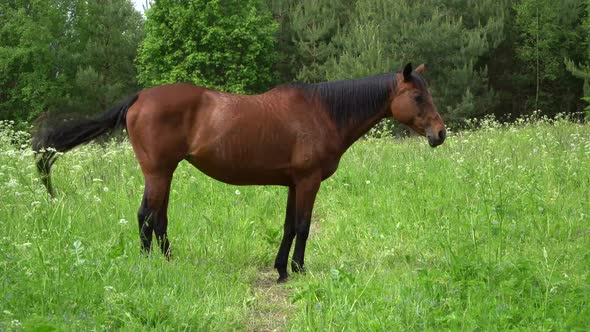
[415,95,424,104]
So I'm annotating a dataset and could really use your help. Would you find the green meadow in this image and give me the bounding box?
[1,118,589,331]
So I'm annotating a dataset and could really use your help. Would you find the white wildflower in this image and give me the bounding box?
[235,189,241,195]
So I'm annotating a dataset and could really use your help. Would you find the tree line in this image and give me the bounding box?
[1,0,589,127]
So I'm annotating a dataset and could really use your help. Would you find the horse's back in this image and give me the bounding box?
[131,83,207,114]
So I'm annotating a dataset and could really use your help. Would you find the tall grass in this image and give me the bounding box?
[0,118,588,331]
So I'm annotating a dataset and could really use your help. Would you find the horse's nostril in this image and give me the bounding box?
[439,129,446,141]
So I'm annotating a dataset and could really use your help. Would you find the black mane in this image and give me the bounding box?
[288,71,427,127]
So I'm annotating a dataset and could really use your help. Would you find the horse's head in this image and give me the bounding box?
[390,63,446,147]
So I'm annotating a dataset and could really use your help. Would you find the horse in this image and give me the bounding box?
[33,63,446,282]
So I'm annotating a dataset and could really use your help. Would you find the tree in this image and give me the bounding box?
[69,0,144,113]
[136,0,278,94]
[514,0,586,114]
[288,0,354,82]
[322,0,506,123]
[565,0,590,95]
[265,0,298,82]
[266,0,355,83]
[564,0,590,118]
[0,0,144,123]
[0,0,71,123]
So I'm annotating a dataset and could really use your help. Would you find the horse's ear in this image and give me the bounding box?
[403,63,412,82]
[415,63,426,74]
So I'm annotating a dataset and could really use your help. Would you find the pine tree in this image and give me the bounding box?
[266,0,354,83]
[565,0,590,95]
[288,0,353,82]
[323,0,506,123]
[514,0,586,114]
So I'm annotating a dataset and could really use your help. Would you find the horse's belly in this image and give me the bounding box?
[185,155,292,186]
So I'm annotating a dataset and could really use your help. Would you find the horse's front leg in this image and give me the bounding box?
[274,186,296,283]
[291,174,321,275]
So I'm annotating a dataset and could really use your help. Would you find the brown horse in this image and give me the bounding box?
[34,63,446,282]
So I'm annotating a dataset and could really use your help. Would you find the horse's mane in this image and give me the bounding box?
[285,71,427,127]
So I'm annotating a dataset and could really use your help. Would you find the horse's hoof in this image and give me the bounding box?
[277,274,289,284]
[291,263,305,274]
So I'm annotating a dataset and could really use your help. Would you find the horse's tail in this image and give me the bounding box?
[32,94,139,196]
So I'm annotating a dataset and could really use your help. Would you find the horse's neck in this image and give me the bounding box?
[339,107,389,151]
[302,74,394,151]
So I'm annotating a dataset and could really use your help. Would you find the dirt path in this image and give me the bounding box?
[247,269,295,332]
[246,215,324,331]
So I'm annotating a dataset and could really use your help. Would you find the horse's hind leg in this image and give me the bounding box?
[138,171,173,259]
[137,190,153,253]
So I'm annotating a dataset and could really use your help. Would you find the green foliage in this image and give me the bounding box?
[0,0,71,123]
[288,0,352,82]
[514,0,587,113]
[0,0,143,124]
[136,0,278,93]
[266,0,513,124]
[515,0,586,81]
[565,0,590,119]
[581,97,590,119]
[268,0,588,123]
[265,0,354,83]
[323,0,506,123]
[2,0,590,127]
[1,119,589,330]
[265,0,298,81]
[69,1,144,113]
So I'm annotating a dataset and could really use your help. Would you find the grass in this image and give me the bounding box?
[0,118,589,331]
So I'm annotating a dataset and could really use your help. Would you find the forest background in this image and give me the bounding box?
[2,0,590,129]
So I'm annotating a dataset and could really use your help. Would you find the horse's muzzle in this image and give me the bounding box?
[427,129,446,147]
